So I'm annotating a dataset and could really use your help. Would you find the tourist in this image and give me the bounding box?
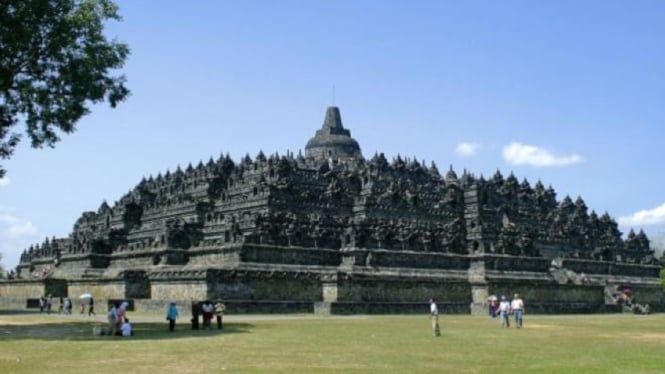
[107,303,119,336]
[45,294,52,314]
[511,294,524,328]
[58,297,64,314]
[191,300,200,330]
[120,317,133,337]
[166,302,179,332]
[64,297,72,314]
[201,300,214,330]
[116,301,129,332]
[488,295,498,318]
[39,296,45,313]
[497,295,511,328]
[429,298,440,336]
[214,301,226,330]
[88,297,96,316]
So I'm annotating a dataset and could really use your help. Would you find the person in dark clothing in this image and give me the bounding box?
[191,301,200,330]
[88,297,96,316]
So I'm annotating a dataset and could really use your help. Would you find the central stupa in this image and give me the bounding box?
[305,106,363,161]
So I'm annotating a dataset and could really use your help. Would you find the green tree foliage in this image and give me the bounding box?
[0,0,130,177]
[661,268,665,291]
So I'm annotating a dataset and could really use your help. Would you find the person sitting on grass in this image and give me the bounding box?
[121,318,133,337]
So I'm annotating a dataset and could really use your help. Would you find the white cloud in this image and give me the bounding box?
[502,142,583,167]
[455,142,481,157]
[0,176,10,187]
[618,202,665,227]
[7,220,39,238]
[0,214,41,270]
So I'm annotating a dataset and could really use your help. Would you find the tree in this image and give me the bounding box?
[0,252,5,279]
[0,0,130,177]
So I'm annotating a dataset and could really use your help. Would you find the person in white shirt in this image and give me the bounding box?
[120,318,133,337]
[201,301,214,330]
[497,295,511,328]
[511,294,525,328]
[429,298,440,336]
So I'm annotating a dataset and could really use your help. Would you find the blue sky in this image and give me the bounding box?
[2,0,665,269]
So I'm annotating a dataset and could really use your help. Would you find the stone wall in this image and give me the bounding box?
[3,250,663,315]
[0,280,46,297]
[206,269,322,301]
[611,263,661,277]
[186,246,241,267]
[239,245,340,266]
[150,281,208,301]
[109,252,158,268]
[481,255,551,272]
[67,279,126,300]
[341,249,470,270]
[334,272,470,304]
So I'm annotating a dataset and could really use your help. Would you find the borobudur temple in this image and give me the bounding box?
[2,107,663,314]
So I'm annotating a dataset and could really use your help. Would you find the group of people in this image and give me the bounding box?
[38,295,52,314]
[107,301,132,337]
[81,297,95,316]
[39,295,231,336]
[429,294,526,336]
[39,295,74,315]
[166,300,225,332]
[58,297,73,314]
[493,294,525,328]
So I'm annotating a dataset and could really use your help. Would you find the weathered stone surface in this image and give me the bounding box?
[3,106,663,314]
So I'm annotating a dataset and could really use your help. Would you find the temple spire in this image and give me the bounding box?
[322,106,346,131]
[305,106,362,161]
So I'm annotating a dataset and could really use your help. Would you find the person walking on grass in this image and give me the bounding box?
[429,298,440,336]
[88,297,95,316]
[497,295,511,328]
[167,302,179,332]
[214,301,226,330]
[46,295,52,314]
[64,298,72,314]
[511,294,525,328]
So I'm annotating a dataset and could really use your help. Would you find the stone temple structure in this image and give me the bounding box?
[2,107,663,314]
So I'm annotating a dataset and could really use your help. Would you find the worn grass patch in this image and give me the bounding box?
[0,312,664,373]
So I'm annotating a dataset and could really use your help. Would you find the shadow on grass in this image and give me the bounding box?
[0,320,255,341]
[0,309,41,316]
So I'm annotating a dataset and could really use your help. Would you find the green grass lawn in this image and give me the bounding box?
[1,312,664,373]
